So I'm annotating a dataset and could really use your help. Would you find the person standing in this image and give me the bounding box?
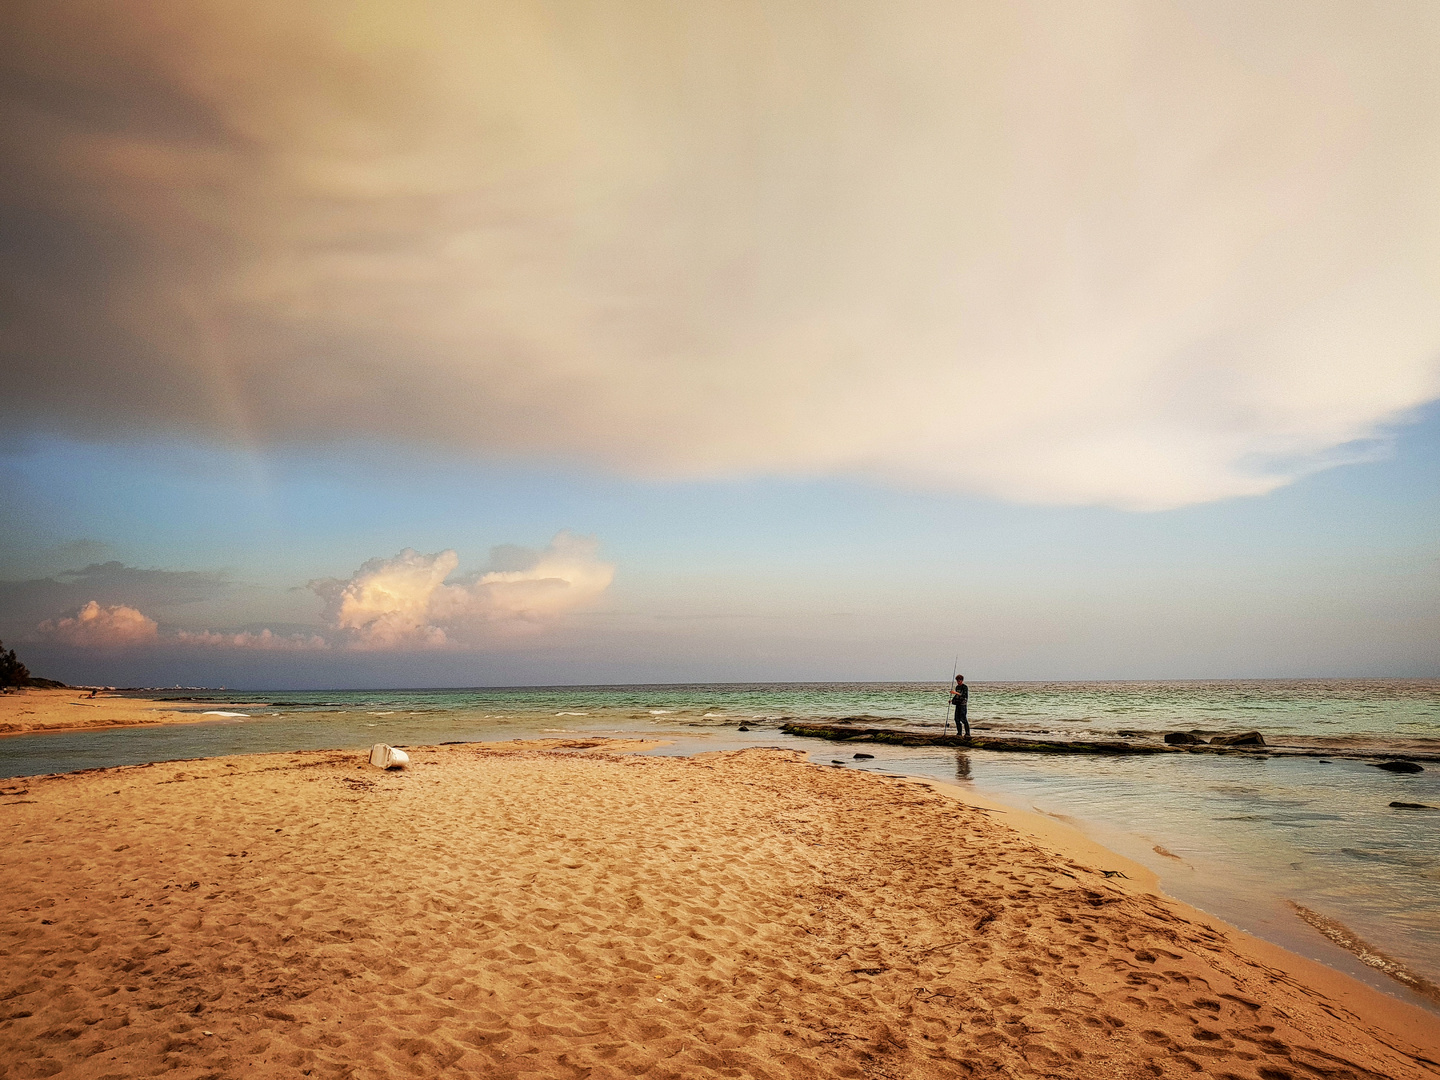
[950,675,970,737]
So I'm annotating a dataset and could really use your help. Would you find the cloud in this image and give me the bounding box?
[22,533,614,652]
[2,2,1438,508]
[311,532,615,649]
[36,601,159,648]
[172,628,329,651]
[0,562,233,641]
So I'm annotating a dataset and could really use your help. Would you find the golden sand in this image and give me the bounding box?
[0,688,211,737]
[1,741,1436,1079]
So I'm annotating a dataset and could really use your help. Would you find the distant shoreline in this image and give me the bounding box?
[0,687,254,737]
[75,675,1440,696]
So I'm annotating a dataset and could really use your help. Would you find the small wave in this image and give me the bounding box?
[201,711,248,718]
[368,711,394,716]
[649,709,671,715]
[555,711,590,716]
[1290,902,1440,1005]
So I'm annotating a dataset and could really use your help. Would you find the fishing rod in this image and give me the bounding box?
[942,654,957,734]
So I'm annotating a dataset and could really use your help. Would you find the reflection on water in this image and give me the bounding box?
[953,751,971,781]
[818,739,1440,1012]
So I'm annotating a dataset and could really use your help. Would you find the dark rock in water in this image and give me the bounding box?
[1164,732,1206,745]
[832,760,845,765]
[1389,801,1437,810]
[780,721,1171,755]
[1210,731,1266,747]
[853,752,875,759]
[1371,760,1424,774]
[737,725,750,732]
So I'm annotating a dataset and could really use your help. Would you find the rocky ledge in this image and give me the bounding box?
[782,722,1205,755]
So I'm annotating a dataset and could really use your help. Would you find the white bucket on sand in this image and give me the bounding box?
[368,744,410,769]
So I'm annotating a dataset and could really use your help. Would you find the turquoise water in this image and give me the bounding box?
[3,679,1437,1009]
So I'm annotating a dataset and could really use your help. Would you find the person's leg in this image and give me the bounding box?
[959,706,970,737]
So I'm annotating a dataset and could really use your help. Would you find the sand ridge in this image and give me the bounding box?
[1,741,1437,1079]
[0,688,217,736]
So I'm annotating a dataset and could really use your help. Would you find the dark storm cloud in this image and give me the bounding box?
[0,562,232,639]
[2,1,1439,508]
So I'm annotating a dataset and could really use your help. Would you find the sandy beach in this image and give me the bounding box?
[0,689,217,737]
[2,741,1436,1080]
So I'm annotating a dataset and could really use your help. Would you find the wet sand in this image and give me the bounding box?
[0,688,216,736]
[1,741,1437,1079]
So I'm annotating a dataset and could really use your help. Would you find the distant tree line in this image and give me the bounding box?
[0,640,64,689]
[0,639,30,688]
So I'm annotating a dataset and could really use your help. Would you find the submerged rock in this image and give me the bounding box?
[737,725,751,732]
[1389,801,1437,809]
[1210,731,1266,747]
[1370,760,1424,774]
[853,752,875,759]
[1164,732,1207,745]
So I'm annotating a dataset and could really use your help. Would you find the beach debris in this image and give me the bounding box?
[1210,731,1266,747]
[1163,732,1207,745]
[1370,760,1424,773]
[853,753,874,759]
[1100,869,1128,879]
[368,744,410,770]
[1389,801,1437,810]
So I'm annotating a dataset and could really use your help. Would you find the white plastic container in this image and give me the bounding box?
[368,743,410,769]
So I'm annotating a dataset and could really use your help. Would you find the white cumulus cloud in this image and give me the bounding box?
[172,629,330,651]
[311,532,615,650]
[36,601,160,648]
[30,534,612,652]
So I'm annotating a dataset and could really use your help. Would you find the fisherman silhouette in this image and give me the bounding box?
[950,675,970,738]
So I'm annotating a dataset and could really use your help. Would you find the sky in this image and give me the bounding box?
[2,1,1437,688]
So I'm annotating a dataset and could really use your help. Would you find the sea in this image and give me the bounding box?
[3,679,1437,1011]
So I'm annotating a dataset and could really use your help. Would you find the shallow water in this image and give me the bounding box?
[3,679,1437,1010]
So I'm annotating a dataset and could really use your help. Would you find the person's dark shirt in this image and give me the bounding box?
[951,683,969,707]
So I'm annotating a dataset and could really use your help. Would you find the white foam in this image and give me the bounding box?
[201,711,248,718]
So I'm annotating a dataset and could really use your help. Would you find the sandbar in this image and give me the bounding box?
[2,741,1436,1079]
[0,687,227,737]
